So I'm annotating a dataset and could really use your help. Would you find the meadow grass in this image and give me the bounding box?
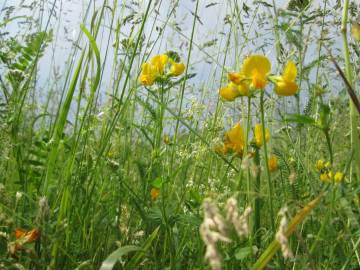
[0,0,360,269]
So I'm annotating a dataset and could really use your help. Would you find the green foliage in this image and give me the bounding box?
[0,1,359,270]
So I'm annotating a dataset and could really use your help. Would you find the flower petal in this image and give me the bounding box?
[283,61,297,81]
[275,79,298,96]
[241,55,271,78]
[219,83,241,101]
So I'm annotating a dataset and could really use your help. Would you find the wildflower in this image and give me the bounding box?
[274,61,298,96]
[320,171,332,183]
[227,72,250,96]
[225,198,252,238]
[223,123,245,156]
[150,54,169,74]
[200,198,230,270]
[15,228,39,243]
[139,53,185,86]
[168,59,185,76]
[150,188,160,201]
[219,81,249,101]
[315,159,325,172]
[253,123,269,148]
[15,192,23,202]
[139,63,156,86]
[241,55,271,89]
[268,155,279,172]
[276,207,294,260]
[219,83,241,101]
[334,171,344,183]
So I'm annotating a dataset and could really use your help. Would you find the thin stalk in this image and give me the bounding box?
[341,0,360,180]
[260,91,275,232]
[253,148,261,247]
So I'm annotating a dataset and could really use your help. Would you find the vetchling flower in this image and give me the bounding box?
[219,82,249,101]
[241,55,271,89]
[334,171,344,183]
[253,123,269,148]
[15,228,39,243]
[139,53,185,86]
[320,171,332,183]
[223,123,245,157]
[169,58,185,76]
[9,228,39,255]
[150,188,160,201]
[150,54,169,75]
[139,63,156,86]
[268,155,279,172]
[315,159,325,172]
[274,61,298,96]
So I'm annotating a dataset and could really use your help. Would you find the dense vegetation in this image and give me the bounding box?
[0,0,359,269]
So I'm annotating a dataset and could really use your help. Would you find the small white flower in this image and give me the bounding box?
[16,191,23,202]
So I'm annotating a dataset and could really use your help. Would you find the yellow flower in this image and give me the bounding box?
[268,155,279,172]
[139,63,156,86]
[219,82,244,101]
[315,159,325,172]
[254,123,269,147]
[274,61,298,96]
[227,72,250,97]
[150,188,160,201]
[241,55,271,89]
[228,72,244,84]
[352,22,360,41]
[150,54,169,74]
[223,123,245,156]
[334,171,344,183]
[169,59,185,76]
[320,171,332,183]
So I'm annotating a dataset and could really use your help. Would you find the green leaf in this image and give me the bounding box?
[284,114,316,125]
[100,245,140,270]
[151,177,163,188]
[235,246,253,261]
[74,260,95,270]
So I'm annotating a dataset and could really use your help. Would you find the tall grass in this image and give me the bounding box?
[0,0,359,269]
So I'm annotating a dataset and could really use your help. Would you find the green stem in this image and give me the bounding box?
[245,97,252,203]
[260,91,276,232]
[341,0,360,181]
[253,148,261,247]
[324,129,333,165]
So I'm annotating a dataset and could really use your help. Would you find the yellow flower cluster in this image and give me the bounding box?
[315,159,344,184]
[219,55,298,101]
[217,122,270,157]
[139,54,185,86]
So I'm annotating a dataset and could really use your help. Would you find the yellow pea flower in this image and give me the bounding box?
[169,59,185,76]
[320,171,332,183]
[315,159,325,172]
[241,55,271,89]
[150,54,169,74]
[268,155,279,172]
[228,72,245,84]
[254,123,269,147]
[219,82,244,101]
[223,123,245,157]
[274,61,298,96]
[139,63,156,86]
[334,171,344,183]
[150,188,160,201]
